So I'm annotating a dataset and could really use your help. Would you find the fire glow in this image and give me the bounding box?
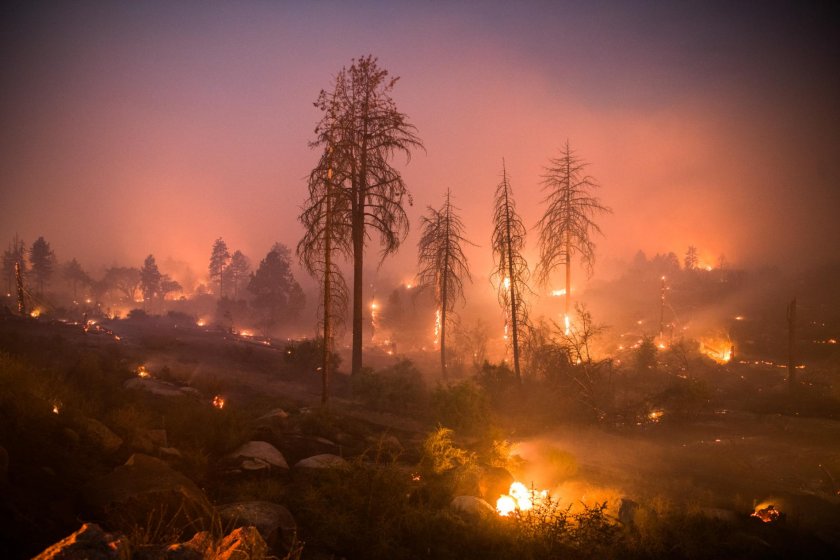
[496,481,549,517]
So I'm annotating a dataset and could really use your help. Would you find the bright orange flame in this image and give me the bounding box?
[496,481,549,516]
[212,395,225,409]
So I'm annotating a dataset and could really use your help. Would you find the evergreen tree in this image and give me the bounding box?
[209,238,231,298]
[248,244,305,334]
[29,236,56,295]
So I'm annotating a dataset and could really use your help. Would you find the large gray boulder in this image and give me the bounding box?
[226,441,289,471]
[294,453,348,470]
[81,454,213,536]
[32,523,128,560]
[217,501,297,551]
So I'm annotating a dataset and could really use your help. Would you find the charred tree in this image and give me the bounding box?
[491,161,530,382]
[536,141,610,333]
[29,236,56,296]
[417,190,472,377]
[310,55,423,378]
[298,145,351,405]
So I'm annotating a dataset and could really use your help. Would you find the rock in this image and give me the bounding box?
[450,496,497,519]
[124,377,185,397]
[77,417,123,454]
[164,530,214,560]
[271,434,339,464]
[256,408,289,423]
[216,526,267,560]
[294,453,348,470]
[227,441,289,470]
[132,428,169,453]
[478,466,514,502]
[33,523,128,560]
[81,454,213,536]
[618,498,640,526]
[159,447,183,460]
[217,501,297,550]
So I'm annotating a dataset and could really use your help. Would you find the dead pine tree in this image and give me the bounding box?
[417,189,473,378]
[310,55,423,378]
[298,145,352,405]
[491,160,531,382]
[536,141,611,334]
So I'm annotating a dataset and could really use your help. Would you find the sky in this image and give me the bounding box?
[2,1,839,301]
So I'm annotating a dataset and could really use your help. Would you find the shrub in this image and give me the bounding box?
[431,379,491,434]
[352,360,427,413]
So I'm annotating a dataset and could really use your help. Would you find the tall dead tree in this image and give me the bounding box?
[417,190,472,377]
[491,161,530,382]
[298,145,352,405]
[310,55,423,378]
[536,141,610,333]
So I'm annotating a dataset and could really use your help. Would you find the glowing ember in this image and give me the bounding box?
[51,400,61,414]
[496,481,549,516]
[30,308,41,318]
[196,319,206,327]
[212,395,225,409]
[751,503,781,523]
[136,365,151,378]
[648,409,664,422]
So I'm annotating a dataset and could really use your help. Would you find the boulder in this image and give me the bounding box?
[227,441,289,471]
[217,501,297,550]
[124,377,185,397]
[77,417,123,454]
[81,454,213,536]
[164,530,214,560]
[294,453,348,470]
[132,428,168,453]
[256,408,289,423]
[450,496,497,519]
[216,526,267,560]
[33,523,128,560]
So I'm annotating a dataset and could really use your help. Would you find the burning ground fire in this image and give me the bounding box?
[496,481,549,516]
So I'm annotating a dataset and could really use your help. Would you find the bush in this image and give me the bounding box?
[431,379,492,434]
[352,360,427,413]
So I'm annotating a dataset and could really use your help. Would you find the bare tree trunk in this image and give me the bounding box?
[15,261,26,316]
[564,238,571,334]
[503,183,522,382]
[322,168,333,406]
[787,297,796,387]
[352,208,364,378]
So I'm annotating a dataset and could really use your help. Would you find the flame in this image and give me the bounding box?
[751,503,781,523]
[30,308,42,318]
[496,481,549,516]
[700,336,733,364]
[564,314,571,336]
[648,409,664,422]
[212,395,225,409]
[136,365,151,378]
[51,400,61,415]
[503,277,511,290]
[433,309,441,346]
[550,288,566,297]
